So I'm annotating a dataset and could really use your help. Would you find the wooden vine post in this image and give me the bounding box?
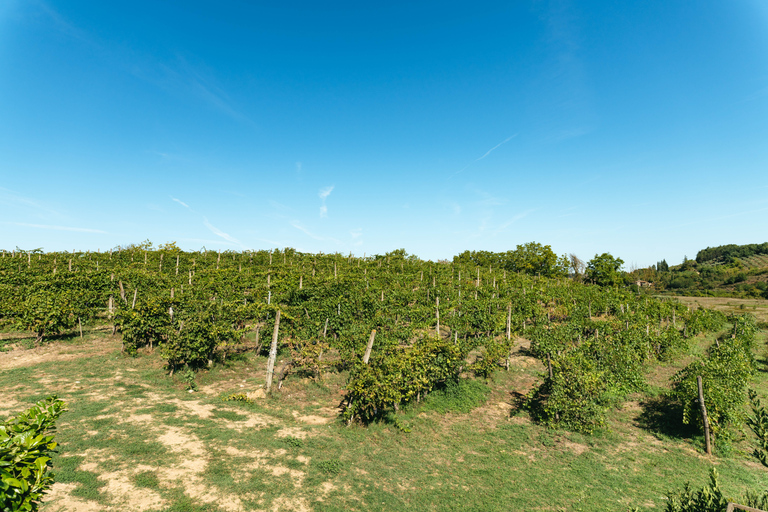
[697,375,712,455]
[725,503,768,512]
[265,310,281,393]
[435,297,440,338]
[507,302,512,341]
[362,330,376,364]
[505,303,512,370]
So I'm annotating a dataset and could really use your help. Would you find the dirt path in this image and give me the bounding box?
[0,338,121,370]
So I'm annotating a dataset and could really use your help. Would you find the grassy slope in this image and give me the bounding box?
[1,329,768,511]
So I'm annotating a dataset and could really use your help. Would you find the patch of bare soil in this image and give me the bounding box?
[292,409,335,425]
[0,397,21,418]
[0,339,121,370]
[560,440,589,456]
[276,426,311,439]
[150,425,247,512]
[53,403,281,512]
[270,496,311,512]
[42,483,102,512]
[98,469,167,511]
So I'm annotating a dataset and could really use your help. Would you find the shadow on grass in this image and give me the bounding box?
[509,384,547,425]
[635,394,697,440]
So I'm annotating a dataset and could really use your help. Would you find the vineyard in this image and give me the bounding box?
[0,244,729,428]
[1,244,767,511]
[740,254,768,269]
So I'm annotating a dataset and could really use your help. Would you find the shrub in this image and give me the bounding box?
[747,389,768,467]
[343,336,464,423]
[0,396,66,511]
[662,468,768,512]
[13,290,82,345]
[669,277,697,289]
[536,351,609,434]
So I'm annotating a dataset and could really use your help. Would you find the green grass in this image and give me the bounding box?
[133,470,161,490]
[2,330,768,511]
[417,378,491,414]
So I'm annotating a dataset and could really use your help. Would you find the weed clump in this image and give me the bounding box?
[222,392,253,404]
[315,460,343,475]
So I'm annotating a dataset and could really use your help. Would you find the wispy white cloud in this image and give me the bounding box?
[476,134,518,161]
[148,150,194,163]
[493,209,536,235]
[0,187,62,217]
[291,221,342,245]
[180,64,251,122]
[267,200,294,216]
[178,238,239,248]
[6,222,106,234]
[544,126,592,143]
[318,185,334,217]
[449,134,518,178]
[37,3,251,125]
[474,189,506,207]
[253,237,289,247]
[291,221,324,241]
[203,217,243,247]
[171,197,190,208]
[37,1,94,45]
[350,228,363,239]
[739,85,768,104]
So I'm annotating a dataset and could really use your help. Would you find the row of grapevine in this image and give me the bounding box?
[0,245,729,429]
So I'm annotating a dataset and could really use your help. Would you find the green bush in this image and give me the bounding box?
[0,396,66,511]
[537,352,609,434]
[747,389,768,467]
[13,290,83,345]
[662,468,768,512]
[343,336,465,423]
[724,273,747,285]
[118,297,172,355]
[669,277,697,289]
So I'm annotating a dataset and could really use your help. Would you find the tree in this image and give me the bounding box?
[586,253,624,287]
[569,254,585,279]
[505,242,568,278]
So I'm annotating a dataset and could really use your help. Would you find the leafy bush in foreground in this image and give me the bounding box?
[661,468,768,512]
[0,396,66,511]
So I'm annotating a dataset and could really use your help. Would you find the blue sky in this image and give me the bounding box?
[1,1,767,268]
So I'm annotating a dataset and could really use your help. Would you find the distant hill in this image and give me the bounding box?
[626,242,768,299]
[696,242,768,267]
